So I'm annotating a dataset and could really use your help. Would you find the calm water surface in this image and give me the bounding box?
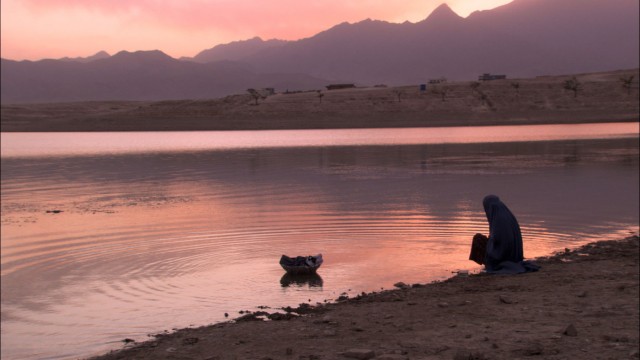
[1,123,639,360]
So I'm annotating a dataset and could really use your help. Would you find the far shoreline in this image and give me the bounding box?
[2,68,638,133]
[1,117,638,133]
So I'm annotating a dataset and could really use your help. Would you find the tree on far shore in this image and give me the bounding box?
[431,86,449,101]
[620,75,635,95]
[470,81,481,94]
[392,89,405,103]
[511,82,520,95]
[563,77,582,98]
[247,88,265,105]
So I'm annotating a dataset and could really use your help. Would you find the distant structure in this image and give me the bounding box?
[326,83,356,90]
[428,77,447,84]
[478,73,507,81]
[419,84,427,92]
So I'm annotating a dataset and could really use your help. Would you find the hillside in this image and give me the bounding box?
[0,51,330,104]
[2,69,638,132]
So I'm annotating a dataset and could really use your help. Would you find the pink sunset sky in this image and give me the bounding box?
[1,0,512,61]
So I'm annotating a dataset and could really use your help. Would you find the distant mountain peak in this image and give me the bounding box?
[58,50,110,63]
[191,36,287,63]
[91,50,110,58]
[424,3,464,23]
[232,36,263,44]
[112,49,172,59]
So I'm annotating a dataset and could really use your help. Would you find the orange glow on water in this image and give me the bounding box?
[1,129,638,359]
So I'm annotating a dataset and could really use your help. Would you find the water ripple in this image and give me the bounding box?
[1,136,638,360]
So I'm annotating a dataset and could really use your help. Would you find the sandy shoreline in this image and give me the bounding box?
[2,69,638,132]
[90,236,639,360]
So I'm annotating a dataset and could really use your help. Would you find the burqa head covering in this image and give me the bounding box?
[482,195,538,273]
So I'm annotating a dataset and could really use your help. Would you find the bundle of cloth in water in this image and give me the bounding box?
[279,255,319,267]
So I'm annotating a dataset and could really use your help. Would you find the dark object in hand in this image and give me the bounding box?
[469,233,488,265]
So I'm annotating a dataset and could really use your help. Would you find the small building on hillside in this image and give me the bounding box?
[326,83,356,90]
[478,73,507,81]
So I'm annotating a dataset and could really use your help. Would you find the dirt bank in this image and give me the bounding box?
[2,69,638,132]
[90,235,639,360]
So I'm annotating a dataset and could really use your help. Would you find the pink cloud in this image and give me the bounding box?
[19,0,439,39]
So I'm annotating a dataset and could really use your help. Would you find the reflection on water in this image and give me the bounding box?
[1,122,637,157]
[1,128,639,360]
[280,273,324,288]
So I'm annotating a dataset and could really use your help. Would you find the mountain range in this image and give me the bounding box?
[2,0,638,104]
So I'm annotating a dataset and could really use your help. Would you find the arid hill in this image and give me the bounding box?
[1,69,638,132]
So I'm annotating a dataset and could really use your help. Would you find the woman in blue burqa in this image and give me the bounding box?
[470,195,540,274]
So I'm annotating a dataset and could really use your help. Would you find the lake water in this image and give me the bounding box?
[1,123,639,360]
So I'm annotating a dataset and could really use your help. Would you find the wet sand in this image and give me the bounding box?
[90,236,639,360]
[2,69,638,132]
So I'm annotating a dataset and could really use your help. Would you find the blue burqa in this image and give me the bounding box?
[483,195,540,274]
